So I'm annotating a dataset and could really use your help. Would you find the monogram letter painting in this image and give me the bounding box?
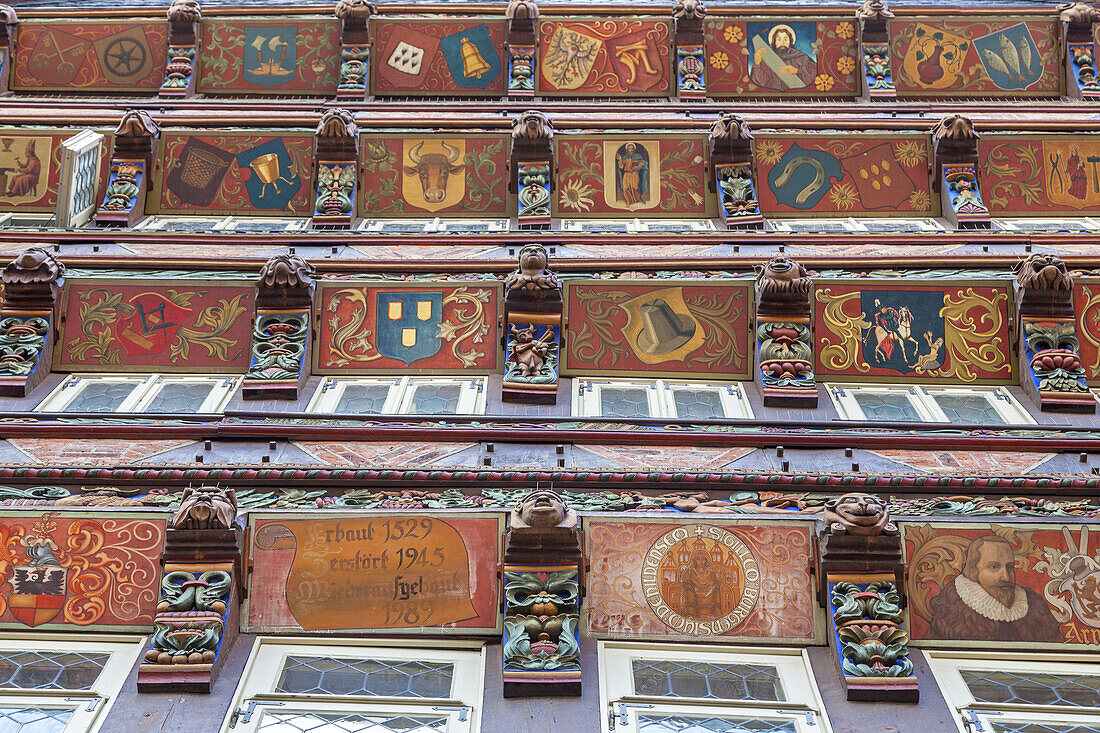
[889,19,1060,97]
[981,135,1100,215]
[814,281,1013,383]
[904,522,1100,647]
[585,519,816,642]
[158,133,313,214]
[704,19,860,97]
[538,19,671,97]
[755,135,934,216]
[0,512,164,631]
[12,21,168,92]
[58,281,254,371]
[360,135,509,216]
[563,281,752,379]
[372,19,506,97]
[317,283,500,374]
[555,136,710,217]
[197,20,340,95]
[247,514,502,633]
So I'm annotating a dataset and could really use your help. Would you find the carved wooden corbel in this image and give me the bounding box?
[710,113,763,229]
[313,108,359,228]
[1015,254,1094,413]
[502,490,582,697]
[335,0,375,100]
[242,254,316,400]
[512,110,553,229]
[506,0,538,98]
[0,248,64,397]
[1061,2,1100,99]
[97,110,160,227]
[160,0,201,97]
[931,115,990,230]
[856,0,896,101]
[673,0,707,100]
[0,5,17,96]
[756,257,816,407]
[503,244,561,404]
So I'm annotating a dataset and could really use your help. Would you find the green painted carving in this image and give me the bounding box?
[503,571,579,613]
[315,161,356,217]
[146,569,232,666]
[0,316,49,377]
[503,615,581,671]
[160,569,232,612]
[246,313,308,381]
[830,580,913,679]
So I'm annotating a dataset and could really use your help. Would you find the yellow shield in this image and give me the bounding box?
[620,286,706,364]
[401,138,466,213]
[900,23,969,90]
[541,27,603,90]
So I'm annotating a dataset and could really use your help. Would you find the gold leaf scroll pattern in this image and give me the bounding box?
[324,286,492,368]
[930,287,1008,382]
[732,526,813,638]
[815,288,871,374]
[906,523,1040,626]
[1078,284,1100,375]
[586,521,650,633]
[170,294,249,363]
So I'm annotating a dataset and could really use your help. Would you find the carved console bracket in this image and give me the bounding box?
[503,244,561,404]
[932,115,990,230]
[512,111,553,229]
[756,257,816,408]
[0,248,64,397]
[506,0,538,98]
[857,0,896,101]
[673,0,707,100]
[1015,254,1094,413]
[0,5,17,95]
[710,114,763,229]
[336,0,375,100]
[138,487,241,694]
[313,109,359,227]
[1062,3,1100,99]
[502,491,582,697]
[160,0,201,97]
[243,254,316,400]
[97,110,161,227]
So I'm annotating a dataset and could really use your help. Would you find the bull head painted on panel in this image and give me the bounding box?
[403,141,464,204]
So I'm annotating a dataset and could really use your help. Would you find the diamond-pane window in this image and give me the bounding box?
[408,384,462,415]
[257,711,448,733]
[637,714,798,733]
[0,651,109,691]
[631,660,784,702]
[334,384,392,415]
[932,394,1007,424]
[276,657,454,699]
[142,382,216,413]
[599,387,651,418]
[61,382,139,413]
[852,391,921,422]
[962,670,1100,707]
[0,706,74,732]
[990,723,1100,733]
[670,390,725,420]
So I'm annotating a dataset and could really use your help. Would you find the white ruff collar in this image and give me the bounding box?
[954,575,1028,622]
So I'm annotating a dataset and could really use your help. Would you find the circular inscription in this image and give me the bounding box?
[640,524,760,636]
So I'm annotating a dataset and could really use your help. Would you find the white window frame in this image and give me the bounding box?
[927,651,1100,733]
[308,376,486,415]
[772,218,946,233]
[221,637,485,733]
[573,379,753,419]
[599,641,831,733]
[0,212,56,228]
[0,633,145,733]
[134,215,229,231]
[561,218,715,234]
[218,217,309,232]
[56,130,104,229]
[35,374,240,414]
[358,218,509,233]
[826,384,1035,425]
[994,218,1100,233]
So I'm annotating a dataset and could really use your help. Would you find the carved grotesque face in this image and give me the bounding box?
[518,490,567,527]
[828,492,886,527]
[764,257,799,281]
[1017,254,1070,291]
[518,244,548,274]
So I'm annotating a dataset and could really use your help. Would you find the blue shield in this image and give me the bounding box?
[243,26,298,87]
[235,138,302,211]
[376,292,444,365]
[767,144,843,210]
[440,24,501,89]
[974,23,1043,91]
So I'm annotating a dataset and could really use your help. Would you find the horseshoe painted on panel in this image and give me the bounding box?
[772,155,828,205]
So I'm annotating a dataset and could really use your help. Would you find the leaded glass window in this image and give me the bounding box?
[59,382,138,413]
[0,651,109,691]
[575,380,752,420]
[0,706,73,732]
[309,378,484,416]
[599,387,652,418]
[637,714,797,733]
[961,670,1100,708]
[631,660,784,702]
[334,384,392,415]
[852,391,922,422]
[407,384,461,415]
[669,389,725,420]
[276,657,453,699]
[256,711,449,732]
[990,722,1100,733]
[931,394,1007,424]
[829,385,1033,424]
[141,382,217,413]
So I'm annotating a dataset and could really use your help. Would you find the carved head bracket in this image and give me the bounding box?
[257,254,316,309]
[709,113,753,164]
[1016,254,1074,316]
[115,110,161,140]
[167,0,201,25]
[1,247,64,309]
[505,245,562,313]
[1060,2,1100,27]
[0,4,18,26]
[932,114,979,163]
[317,108,357,138]
[512,110,554,143]
[335,0,376,21]
[755,256,812,313]
[171,486,239,531]
[823,492,898,537]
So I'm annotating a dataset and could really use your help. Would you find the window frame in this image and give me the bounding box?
[926,651,1100,733]
[826,384,1035,425]
[221,637,486,733]
[598,641,831,733]
[57,130,104,229]
[35,374,240,414]
[993,218,1100,233]
[561,219,716,234]
[573,378,753,420]
[357,218,509,233]
[307,377,487,416]
[0,633,145,733]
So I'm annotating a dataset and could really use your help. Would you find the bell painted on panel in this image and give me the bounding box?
[460,37,491,79]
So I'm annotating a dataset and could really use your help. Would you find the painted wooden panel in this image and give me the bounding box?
[246,512,503,634]
[584,518,817,642]
[360,134,510,217]
[813,280,1014,384]
[316,282,501,374]
[563,280,753,379]
[57,279,254,372]
[0,511,165,631]
[755,134,935,217]
[196,19,340,95]
[371,18,506,97]
[554,135,711,217]
[154,132,314,215]
[1075,278,1100,381]
[537,19,671,97]
[704,18,860,98]
[889,18,1061,97]
[980,135,1100,215]
[904,521,1100,647]
[11,21,168,92]
[0,129,110,213]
